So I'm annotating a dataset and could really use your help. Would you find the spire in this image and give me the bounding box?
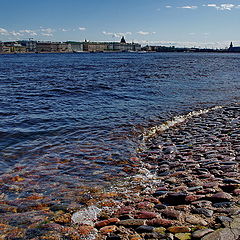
[230,42,233,48]
[120,36,126,44]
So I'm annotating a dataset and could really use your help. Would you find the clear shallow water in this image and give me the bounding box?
[1,52,240,197]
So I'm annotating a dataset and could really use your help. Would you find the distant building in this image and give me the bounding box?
[69,37,141,52]
[107,37,141,52]
[0,37,141,54]
[228,42,240,52]
[67,41,84,52]
[0,42,11,53]
[36,42,71,53]
[83,41,107,52]
[18,40,37,52]
[4,42,26,53]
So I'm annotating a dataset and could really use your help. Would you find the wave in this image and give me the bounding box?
[141,105,223,143]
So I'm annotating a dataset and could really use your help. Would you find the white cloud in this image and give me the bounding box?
[178,6,198,9]
[165,5,172,8]
[40,28,54,37]
[137,31,156,35]
[41,33,53,37]
[102,31,132,38]
[204,3,236,10]
[79,27,86,31]
[19,29,37,36]
[9,31,22,36]
[40,28,54,33]
[61,28,69,32]
[0,28,9,35]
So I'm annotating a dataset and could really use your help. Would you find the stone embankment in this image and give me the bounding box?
[0,104,239,239]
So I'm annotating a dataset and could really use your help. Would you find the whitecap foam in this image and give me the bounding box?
[142,105,223,142]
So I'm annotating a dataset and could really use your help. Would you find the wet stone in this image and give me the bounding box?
[175,233,191,240]
[223,179,240,184]
[213,201,235,208]
[154,204,167,210]
[100,225,117,234]
[185,215,208,226]
[135,211,158,219]
[117,219,146,227]
[201,228,240,240]
[192,208,214,217]
[153,227,166,234]
[188,186,203,191]
[161,209,181,220]
[163,192,187,205]
[146,218,176,227]
[185,195,205,202]
[167,226,191,233]
[233,189,240,195]
[191,229,214,239]
[136,225,154,233]
[216,216,233,227]
[136,201,154,210]
[115,206,135,216]
[211,192,232,202]
[95,218,120,228]
[153,191,168,197]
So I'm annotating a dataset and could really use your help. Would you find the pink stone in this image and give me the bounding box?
[115,206,135,215]
[211,192,232,201]
[147,218,176,227]
[95,218,120,228]
[161,209,181,220]
[185,195,205,202]
[100,225,117,234]
[136,211,158,219]
[233,189,240,196]
[136,202,154,209]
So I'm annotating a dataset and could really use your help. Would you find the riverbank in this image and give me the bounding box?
[0,104,240,239]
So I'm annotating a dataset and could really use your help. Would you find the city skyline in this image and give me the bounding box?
[1,0,240,48]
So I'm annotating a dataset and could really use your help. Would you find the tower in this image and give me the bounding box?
[230,42,233,48]
[120,36,126,44]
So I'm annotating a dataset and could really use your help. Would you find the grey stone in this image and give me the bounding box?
[192,208,214,217]
[202,228,240,240]
[136,225,154,233]
[191,229,214,239]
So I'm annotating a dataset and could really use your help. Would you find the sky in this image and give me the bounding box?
[0,0,240,48]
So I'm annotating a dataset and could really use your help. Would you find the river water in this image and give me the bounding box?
[1,52,240,200]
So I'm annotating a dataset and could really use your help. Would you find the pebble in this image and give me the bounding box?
[161,209,181,220]
[185,215,208,226]
[146,218,176,227]
[135,225,154,233]
[135,211,158,219]
[117,219,146,227]
[95,218,120,228]
[192,208,214,217]
[100,225,117,234]
[167,226,191,233]
[175,233,191,240]
[211,192,233,202]
[192,229,214,238]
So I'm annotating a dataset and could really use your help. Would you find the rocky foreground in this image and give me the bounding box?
[0,104,240,239]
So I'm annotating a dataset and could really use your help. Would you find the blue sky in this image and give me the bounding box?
[0,0,240,48]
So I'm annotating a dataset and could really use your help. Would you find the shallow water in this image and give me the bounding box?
[1,52,240,198]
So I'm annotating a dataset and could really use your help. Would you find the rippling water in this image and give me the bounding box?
[1,52,240,197]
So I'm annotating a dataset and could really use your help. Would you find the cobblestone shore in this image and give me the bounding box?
[0,104,240,239]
